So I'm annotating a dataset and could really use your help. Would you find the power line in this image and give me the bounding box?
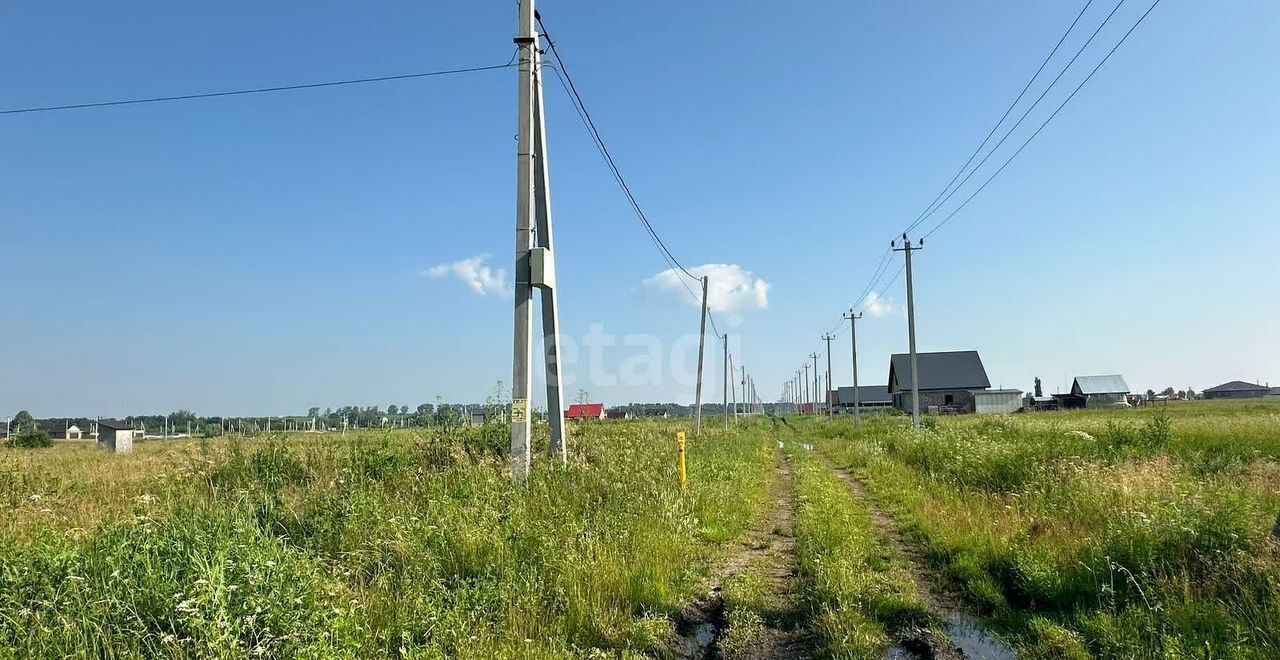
[537,17,701,284]
[902,0,1097,235]
[0,58,518,116]
[812,0,1157,361]
[921,0,1162,240]
[905,0,1129,237]
[538,15,726,337]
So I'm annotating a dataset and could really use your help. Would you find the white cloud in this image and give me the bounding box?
[423,254,510,297]
[863,291,894,317]
[643,263,770,313]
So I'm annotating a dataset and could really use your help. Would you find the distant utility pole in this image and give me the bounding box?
[694,276,710,436]
[742,367,749,416]
[894,234,924,430]
[821,334,835,419]
[843,310,863,428]
[802,363,810,415]
[729,353,738,421]
[512,0,568,481]
[810,353,820,417]
[722,334,729,431]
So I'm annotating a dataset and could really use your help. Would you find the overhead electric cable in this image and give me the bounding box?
[902,0,1097,235]
[905,0,1129,235]
[538,15,726,337]
[0,58,518,116]
[920,0,1163,240]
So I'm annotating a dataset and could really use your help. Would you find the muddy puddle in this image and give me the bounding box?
[886,612,1016,659]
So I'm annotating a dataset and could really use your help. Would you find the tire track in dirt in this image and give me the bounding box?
[817,453,1017,660]
[671,450,811,659]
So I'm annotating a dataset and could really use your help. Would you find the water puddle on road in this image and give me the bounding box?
[885,613,1017,660]
[672,621,719,658]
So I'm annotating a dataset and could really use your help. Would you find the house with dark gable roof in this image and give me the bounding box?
[1203,380,1272,400]
[834,385,894,412]
[888,350,991,415]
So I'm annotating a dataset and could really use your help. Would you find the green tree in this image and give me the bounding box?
[308,407,320,418]
[12,410,34,431]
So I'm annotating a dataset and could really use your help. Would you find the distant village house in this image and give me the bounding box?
[1059,375,1130,409]
[833,385,893,412]
[888,350,991,415]
[1202,380,1272,400]
[565,403,605,421]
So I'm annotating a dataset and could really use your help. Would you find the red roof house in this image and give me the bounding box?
[565,403,605,420]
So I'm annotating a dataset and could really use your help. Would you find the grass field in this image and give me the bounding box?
[3,400,1278,658]
[812,400,1280,659]
[0,421,775,658]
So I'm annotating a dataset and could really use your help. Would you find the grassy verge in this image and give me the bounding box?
[810,402,1280,659]
[788,446,931,658]
[0,419,775,658]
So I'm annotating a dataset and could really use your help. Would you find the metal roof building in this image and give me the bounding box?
[1071,375,1130,395]
[1068,375,1130,409]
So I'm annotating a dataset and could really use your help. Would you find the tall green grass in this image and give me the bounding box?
[789,447,929,658]
[0,420,775,658]
[812,402,1280,659]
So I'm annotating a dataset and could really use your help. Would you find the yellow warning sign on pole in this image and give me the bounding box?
[511,398,529,424]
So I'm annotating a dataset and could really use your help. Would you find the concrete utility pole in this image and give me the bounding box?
[894,234,924,430]
[843,310,863,428]
[693,276,709,436]
[742,367,749,416]
[729,353,738,421]
[722,334,729,431]
[810,353,820,417]
[822,334,835,419]
[512,0,568,479]
[802,363,810,415]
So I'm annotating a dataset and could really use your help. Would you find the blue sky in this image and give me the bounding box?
[2,1,1277,417]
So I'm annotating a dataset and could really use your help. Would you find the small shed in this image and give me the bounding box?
[98,419,134,454]
[566,403,605,421]
[1203,381,1271,400]
[605,409,630,420]
[469,411,487,427]
[888,350,991,415]
[1071,375,1130,408]
[974,389,1024,415]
